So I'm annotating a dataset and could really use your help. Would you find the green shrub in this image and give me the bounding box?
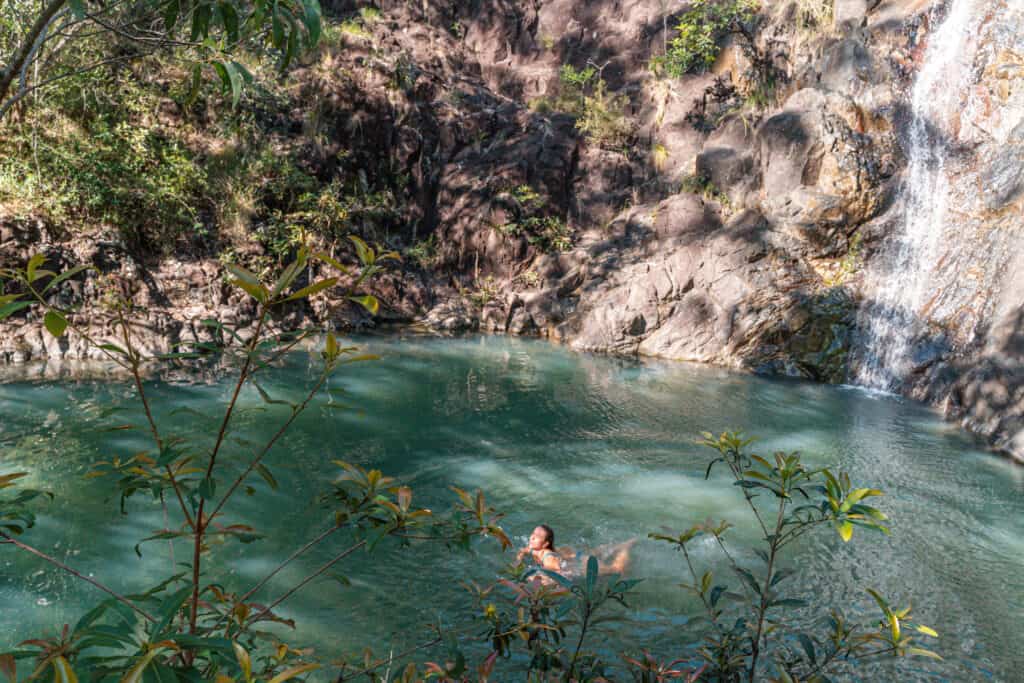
[0,73,208,251]
[575,79,632,148]
[651,0,759,78]
[537,64,632,147]
[404,234,438,268]
[681,173,731,211]
[497,185,573,253]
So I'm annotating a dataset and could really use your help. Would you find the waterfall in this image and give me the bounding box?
[855,0,985,390]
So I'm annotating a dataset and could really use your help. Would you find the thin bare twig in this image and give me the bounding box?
[210,523,343,633]
[246,540,366,626]
[1,532,156,623]
[189,307,268,633]
[335,636,443,683]
[117,308,195,531]
[207,370,329,524]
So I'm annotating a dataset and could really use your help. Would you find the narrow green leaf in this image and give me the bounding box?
[348,235,373,265]
[906,647,943,660]
[153,586,192,636]
[300,0,321,46]
[271,252,307,297]
[230,277,268,303]
[98,343,130,356]
[325,331,338,359]
[212,61,243,108]
[282,277,337,302]
[225,263,260,286]
[255,464,278,490]
[185,63,203,106]
[312,251,348,274]
[271,3,285,47]
[42,265,91,293]
[733,567,761,596]
[915,624,938,638]
[585,555,598,596]
[121,647,171,683]
[218,2,239,44]
[282,19,299,70]
[0,301,30,321]
[163,0,180,32]
[798,634,816,664]
[191,2,212,40]
[26,253,45,282]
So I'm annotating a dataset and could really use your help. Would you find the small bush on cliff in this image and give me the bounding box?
[530,64,632,148]
[575,79,633,149]
[651,0,759,77]
[497,185,574,253]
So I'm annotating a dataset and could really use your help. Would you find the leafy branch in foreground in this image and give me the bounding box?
[648,431,940,682]
[0,0,323,120]
[0,249,945,682]
[0,244,511,682]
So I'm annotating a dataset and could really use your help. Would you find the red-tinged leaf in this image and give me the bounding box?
[0,654,15,683]
[266,662,318,683]
[0,472,28,489]
[397,486,412,511]
[451,486,474,508]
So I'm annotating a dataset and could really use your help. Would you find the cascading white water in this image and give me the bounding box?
[855,0,985,389]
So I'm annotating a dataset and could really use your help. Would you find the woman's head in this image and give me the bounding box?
[529,524,555,551]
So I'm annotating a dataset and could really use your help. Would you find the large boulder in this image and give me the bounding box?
[757,88,896,256]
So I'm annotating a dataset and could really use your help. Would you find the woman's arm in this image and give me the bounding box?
[540,552,561,572]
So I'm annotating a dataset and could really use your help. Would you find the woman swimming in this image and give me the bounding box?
[516,524,635,578]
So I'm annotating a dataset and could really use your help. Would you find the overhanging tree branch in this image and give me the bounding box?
[0,0,67,107]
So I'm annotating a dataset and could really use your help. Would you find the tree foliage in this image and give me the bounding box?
[651,0,758,78]
[0,0,322,120]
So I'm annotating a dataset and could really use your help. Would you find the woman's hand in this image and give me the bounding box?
[516,546,530,562]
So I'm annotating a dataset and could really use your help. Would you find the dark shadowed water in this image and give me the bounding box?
[1,335,1022,680]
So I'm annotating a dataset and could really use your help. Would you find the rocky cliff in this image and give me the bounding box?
[1,0,1021,461]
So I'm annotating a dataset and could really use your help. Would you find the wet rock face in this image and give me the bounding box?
[873,3,1024,461]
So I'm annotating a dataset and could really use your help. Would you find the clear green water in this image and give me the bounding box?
[1,335,1022,680]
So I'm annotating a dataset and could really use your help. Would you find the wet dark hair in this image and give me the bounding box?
[538,524,555,551]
